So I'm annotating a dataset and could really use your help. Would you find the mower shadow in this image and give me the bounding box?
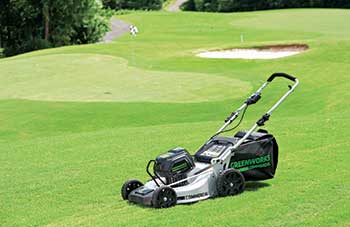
[244,182,270,191]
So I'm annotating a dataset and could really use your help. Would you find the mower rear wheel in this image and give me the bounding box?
[217,169,245,197]
[152,186,177,208]
[121,179,143,200]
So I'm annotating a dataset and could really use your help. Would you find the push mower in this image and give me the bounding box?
[121,72,299,208]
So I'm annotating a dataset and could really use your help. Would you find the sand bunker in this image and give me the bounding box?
[197,44,308,59]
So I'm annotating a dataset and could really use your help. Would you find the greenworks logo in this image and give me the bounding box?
[230,155,271,172]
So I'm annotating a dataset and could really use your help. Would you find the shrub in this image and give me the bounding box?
[3,38,52,56]
[102,0,164,10]
[180,0,196,10]
[21,38,53,52]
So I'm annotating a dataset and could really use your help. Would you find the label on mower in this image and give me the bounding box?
[230,154,271,171]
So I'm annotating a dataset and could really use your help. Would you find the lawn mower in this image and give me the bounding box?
[121,72,299,208]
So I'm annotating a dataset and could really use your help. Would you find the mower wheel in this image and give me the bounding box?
[217,169,245,197]
[121,179,143,200]
[152,186,177,208]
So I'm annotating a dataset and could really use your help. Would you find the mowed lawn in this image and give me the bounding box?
[0,9,349,226]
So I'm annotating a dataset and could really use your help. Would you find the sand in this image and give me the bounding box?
[197,44,308,60]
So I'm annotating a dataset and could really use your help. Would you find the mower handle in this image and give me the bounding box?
[209,72,298,148]
[228,73,298,151]
[267,72,296,82]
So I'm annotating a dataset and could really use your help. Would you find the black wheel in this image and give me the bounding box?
[217,169,245,197]
[121,179,143,200]
[152,186,177,208]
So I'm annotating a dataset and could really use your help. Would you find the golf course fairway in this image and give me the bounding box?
[0,9,349,226]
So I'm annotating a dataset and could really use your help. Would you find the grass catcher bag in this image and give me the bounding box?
[230,130,279,181]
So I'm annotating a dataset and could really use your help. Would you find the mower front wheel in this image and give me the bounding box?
[217,169,245,197]
[152,186,177,208]
[121,179,143,200]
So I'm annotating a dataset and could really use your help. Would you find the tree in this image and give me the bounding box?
[0,0,43,55]
[0,0,110,56]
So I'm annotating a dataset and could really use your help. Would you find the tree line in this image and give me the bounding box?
[181,0,350,12]
[0,0,169,57]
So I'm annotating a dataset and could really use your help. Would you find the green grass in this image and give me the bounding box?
[1,9,350,227]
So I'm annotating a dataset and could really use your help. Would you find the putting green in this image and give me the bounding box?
[0,54,251,103]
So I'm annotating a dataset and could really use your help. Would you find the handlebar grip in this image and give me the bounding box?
[267,72,296,82]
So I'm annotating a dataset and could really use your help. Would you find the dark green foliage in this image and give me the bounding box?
[0,0,110,56]
[0,0,42,56]
[4,38,52,57]
[182,0,350,12]
[102,0,164,10]
[180,0,196,10]
[217,0,236,12]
